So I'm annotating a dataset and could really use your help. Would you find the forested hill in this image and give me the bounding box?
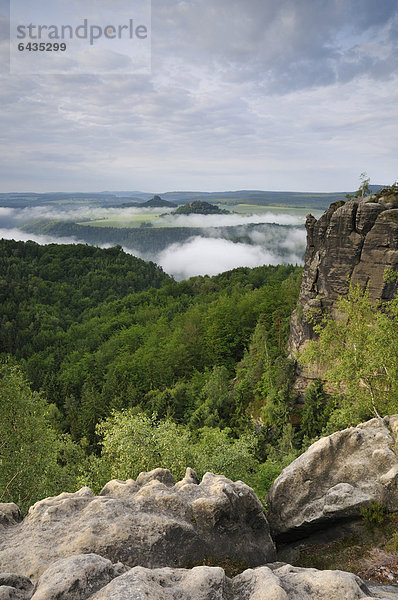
[0,237,303,512]
[173,200,230,215]
[0,239,171,356]
[14,249,300,429]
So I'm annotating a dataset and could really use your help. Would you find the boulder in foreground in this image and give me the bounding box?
[266,416,398,539]
[0,468,275,580]
[1,555,392,600]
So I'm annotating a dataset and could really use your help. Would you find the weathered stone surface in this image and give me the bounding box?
[0,573,33,600]
[0,504,22,528]
[31,554,126,600]
[31,561,388,600]
[266,415,398,539]
[3,559,389,600]
[88,565,227,600]
[0,589,27,600]
[0,575,33,593]
[289,193,398,362]
[1,465,397,599]
[367,583,398,599]
[0,469,275,581]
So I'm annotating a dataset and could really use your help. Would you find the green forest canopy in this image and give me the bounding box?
[0,239,302,508]
[1,238,398,513]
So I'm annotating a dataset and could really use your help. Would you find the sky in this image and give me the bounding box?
[0,0,397,193]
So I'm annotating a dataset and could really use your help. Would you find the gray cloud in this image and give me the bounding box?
[0,0,397,192]
[152,0,398,92]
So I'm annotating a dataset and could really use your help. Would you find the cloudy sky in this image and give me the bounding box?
[0,0,397,193]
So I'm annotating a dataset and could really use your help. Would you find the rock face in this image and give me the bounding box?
[0,468,275,581]
[0,503,22,528]
[1,467,397,599]
[0,557,390,600]
[266,415,398,540]
[29,554,127,600]
[289,191,398,359]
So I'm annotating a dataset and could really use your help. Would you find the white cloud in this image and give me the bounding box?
[160,212,304,228]
[0,226,144,259]
[0,206,306,280]
[0,204,307,230]
[156,236,304,280]
[246,225,306,251]
[0,204,175,226]
[0,207,15,218]
[0,227,85,245]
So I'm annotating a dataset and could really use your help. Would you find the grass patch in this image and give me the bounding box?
[295,514,398,584]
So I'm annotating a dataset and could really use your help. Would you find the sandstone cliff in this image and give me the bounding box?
[289,187,398,361]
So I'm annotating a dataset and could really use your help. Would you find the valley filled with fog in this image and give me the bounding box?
[0,199,312,279]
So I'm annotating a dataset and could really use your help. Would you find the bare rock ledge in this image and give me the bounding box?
[1,556,396,600]
[0,468,275,581]
[1,466,397,598]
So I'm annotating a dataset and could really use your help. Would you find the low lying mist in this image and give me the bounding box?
[0,227,87,246]
[154,233,305,281]
[0,205,304,229]
[0,205,174,227]
[0,227,144,260]
[159,212,303,228]
[0,206,306,281]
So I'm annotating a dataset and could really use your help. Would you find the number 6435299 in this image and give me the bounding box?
[18,42,67,51]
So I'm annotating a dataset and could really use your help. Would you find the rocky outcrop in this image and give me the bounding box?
[0,574,33,600]
[289,190,398,359]
[0,468,275,581]
[1,466,397,599]
[1,557,393,600]
[29,554,127,600]
[266,415,398,540]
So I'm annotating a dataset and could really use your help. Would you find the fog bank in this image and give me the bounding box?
[160,212,303,228]
[156,236,304,280]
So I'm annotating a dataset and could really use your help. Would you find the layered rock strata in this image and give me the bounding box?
[289,193,398,358]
